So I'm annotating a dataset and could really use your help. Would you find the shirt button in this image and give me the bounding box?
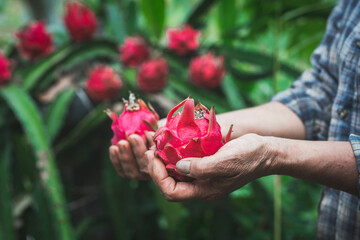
[314,126,321,133]
[337,109,348,119]
[356,40,360,48]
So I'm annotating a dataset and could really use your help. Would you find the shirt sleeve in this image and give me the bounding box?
[271,0,345,141]
[349,134,360,195]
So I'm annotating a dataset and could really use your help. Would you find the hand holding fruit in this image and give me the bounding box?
[109,132,154,180]
[107,93,159,180]
[146,133,273,201]
[145,97,272,201]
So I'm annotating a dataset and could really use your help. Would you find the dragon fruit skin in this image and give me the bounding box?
[189,53,225,89]
[166,25,200,55]
[15,21,54,61]
[0,51,12,86]
[154,97,232,181]
[63,1,98,42]
[119,36,150,67]
[106,94,159,145]
[85,65,123,102]
[137,57,168,93]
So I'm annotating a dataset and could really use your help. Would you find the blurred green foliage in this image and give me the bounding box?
[0,0,337,239]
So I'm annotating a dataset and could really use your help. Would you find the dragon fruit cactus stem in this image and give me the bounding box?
[153,97,233,181]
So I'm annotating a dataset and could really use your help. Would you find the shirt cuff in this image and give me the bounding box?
[349,134,360,197]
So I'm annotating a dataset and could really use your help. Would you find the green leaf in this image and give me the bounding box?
[257,176,274,197]
[165,54,231,112]
[20,39,118,91]
[126,1,138,35]
[105,3,127,42]
[122,68,137,89]
[1,85,49,149]
[140,0,165,39]
[0,103,9,128]
[82,0,100,11]
[33,185,56,240]
[45,89,76,141]
[102,152,131,240]
[151,183,185,235]
[55,103,108,152]
[21,43,74,91]
[221,75,245,110]
[168,77,229,113]
[281,2,334,23]
[222,47,302,78]
[186,0,217,26]
[0,84,75,240]
[0,0,6,11]
[217,0,236,44]
[228,66,273,82]
[0,142,16,240]
[13,135,37,188]
[230,184,252,199]
[75,217,104,240]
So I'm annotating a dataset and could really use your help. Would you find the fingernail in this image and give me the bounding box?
[129,135,138,146]
[176,161,190,174]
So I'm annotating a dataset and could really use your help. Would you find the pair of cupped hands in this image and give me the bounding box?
[109,130,272,201]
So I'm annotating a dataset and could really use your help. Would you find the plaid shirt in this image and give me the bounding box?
[271,0,360,239]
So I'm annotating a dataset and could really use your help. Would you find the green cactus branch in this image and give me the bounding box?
[0,141,16,240]
[0,84,74,240]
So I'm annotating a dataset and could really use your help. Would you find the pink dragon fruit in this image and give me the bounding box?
[15,21,54,61]
[106,93,159,145]
[166,25,200,55]
[189,53,225,89]
[85,65,123,102]
[63,1,98,43]
[154,97,232,181]
[119,36,150,67]
[137,57,168,93]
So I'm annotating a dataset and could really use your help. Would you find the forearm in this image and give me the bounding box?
[268,137,358,195]
[217,101,306,140]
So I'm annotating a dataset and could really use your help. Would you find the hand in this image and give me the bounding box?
[146,133,274,201]
[109,131,155,180]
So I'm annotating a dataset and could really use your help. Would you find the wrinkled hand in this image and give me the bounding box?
[146,133,274,201]
[109,131,154,180]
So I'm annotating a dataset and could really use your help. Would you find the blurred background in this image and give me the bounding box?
[0,0,337,239]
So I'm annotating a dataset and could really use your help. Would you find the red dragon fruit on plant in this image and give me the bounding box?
[167,25,200,55]
[154,97,233,181]
[15,21,54,61]
[0,51,12,86]
[85,65,123,102]
[106,93,159,145]
[189,53,225,89]
[119,36,150,67]
[63,1,98,42]
[137,57,168,93]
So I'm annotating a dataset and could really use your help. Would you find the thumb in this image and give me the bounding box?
[176,156,217,179]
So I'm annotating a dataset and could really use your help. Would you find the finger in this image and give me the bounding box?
[145,149,156,175]
[117,140,148,180]
[128,134,149,174]
[145,131,155,147]
[176,156,219,179]
[148,154,204,201]
[109,146,125,177]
